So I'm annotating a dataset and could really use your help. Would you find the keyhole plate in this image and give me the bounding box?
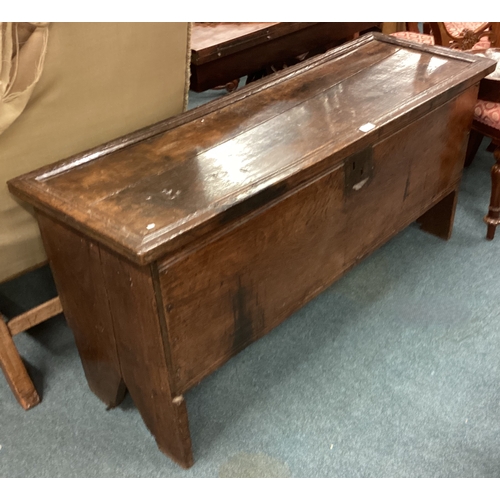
[344,147,374,195]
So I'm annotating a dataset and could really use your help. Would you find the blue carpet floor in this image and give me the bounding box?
[1,88,499,477]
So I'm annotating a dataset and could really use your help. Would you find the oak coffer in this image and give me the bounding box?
[8,33,496,468]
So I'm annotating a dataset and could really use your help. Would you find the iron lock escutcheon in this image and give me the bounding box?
[344,147,374,195]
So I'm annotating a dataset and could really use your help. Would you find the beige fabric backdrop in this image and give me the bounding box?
[382,23,407,34]
[0,22,190,283]
[0,23,50,135]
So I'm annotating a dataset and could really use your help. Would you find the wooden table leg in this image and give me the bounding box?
[417,189,459,240]
[484,147,500,240]
[0,317,40,410]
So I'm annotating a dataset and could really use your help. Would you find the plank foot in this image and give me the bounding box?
[98,247,194,467]
[417,189,458,240]
[36,213,129,410]
[153,395,194,469]
[79,360,127,409]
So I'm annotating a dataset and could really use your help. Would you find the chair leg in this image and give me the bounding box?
[484,146,500,240]
[0,317,40,410]
[464,129,484,168]
[487,140,497,153]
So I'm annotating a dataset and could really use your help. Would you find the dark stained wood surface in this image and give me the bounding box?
[190,22,281,63]
[37,212,127,408]
[37,211,193,467]
[98,246,193,468]
[6,32,496,468]
[189,22,381,91]
[159,165,345,393]
[8,34,495,267]
[158,89,476,394]
[342,84,478,264]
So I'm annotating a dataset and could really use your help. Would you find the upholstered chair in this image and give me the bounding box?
[389,22,495,50]
[0,22,191,409]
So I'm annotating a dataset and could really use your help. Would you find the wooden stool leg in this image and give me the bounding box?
[484,148,500,240]
[417,189,458,240]
[0,318,40,410]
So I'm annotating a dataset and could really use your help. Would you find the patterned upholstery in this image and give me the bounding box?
[391,23,491,50]
[474,100,500,130]
[443,22,492,50]
[391,31,435,45]
[443,22,487,38]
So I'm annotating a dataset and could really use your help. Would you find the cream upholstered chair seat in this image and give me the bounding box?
[0,22,191,409]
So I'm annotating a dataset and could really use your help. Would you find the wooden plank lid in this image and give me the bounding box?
[8,33,496,265]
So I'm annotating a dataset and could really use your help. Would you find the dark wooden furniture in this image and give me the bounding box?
[0,297,62,410]
[189,22,381,92]
[8,33,495,468]
[468,48,500,239]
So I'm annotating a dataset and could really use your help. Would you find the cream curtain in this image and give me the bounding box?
[0,23,190,283]
[0,22,49,135]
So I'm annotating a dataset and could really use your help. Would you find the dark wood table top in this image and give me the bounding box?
[190,22,281,64]
[9,34,496,265]
[189,22,381,92]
